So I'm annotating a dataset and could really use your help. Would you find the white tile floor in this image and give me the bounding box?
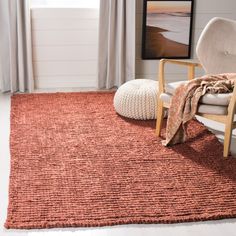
[1,92,236,236]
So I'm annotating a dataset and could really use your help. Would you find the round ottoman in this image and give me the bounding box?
[114,79,158,120]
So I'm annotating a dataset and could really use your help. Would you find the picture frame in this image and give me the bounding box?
[142,0,194,59]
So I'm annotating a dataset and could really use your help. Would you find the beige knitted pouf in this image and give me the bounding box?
[114,79,158,120]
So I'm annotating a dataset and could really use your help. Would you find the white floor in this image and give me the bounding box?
[1,92,236,236]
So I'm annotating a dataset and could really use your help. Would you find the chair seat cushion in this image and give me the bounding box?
[160,93,228,115]
[165,81,232,106]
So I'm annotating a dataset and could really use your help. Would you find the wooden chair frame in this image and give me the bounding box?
[156,59,236,157]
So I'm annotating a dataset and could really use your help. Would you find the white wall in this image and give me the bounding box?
[31,1,236,89]
[32,8,99,89]
[136,0,236,82]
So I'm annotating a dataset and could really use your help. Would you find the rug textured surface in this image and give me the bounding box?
[6,92,236,229]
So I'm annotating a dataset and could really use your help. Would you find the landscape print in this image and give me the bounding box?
[143,0,193,59]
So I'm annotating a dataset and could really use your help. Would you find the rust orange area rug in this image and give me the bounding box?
[5,92,236,229]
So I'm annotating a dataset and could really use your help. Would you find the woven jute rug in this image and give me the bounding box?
[5,92,236,229]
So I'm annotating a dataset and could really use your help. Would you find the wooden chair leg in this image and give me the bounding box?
[224,121,233,158]
[223,96,235,158]
[156,99,164,136]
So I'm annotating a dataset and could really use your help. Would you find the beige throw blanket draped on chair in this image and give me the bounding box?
[163,73,236,146]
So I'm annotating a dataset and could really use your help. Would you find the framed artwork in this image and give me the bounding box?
[142,0,194,59]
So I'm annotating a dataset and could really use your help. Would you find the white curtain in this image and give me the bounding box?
[98,0,136,89]
[0,0,34,93]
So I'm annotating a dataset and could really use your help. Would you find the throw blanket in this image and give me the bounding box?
[163,73,236,146]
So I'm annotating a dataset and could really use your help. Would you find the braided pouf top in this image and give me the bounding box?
[114,79,158,120]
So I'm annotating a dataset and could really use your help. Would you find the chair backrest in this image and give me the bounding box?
[196,17,236,74]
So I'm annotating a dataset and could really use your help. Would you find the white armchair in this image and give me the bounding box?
[156,17,236,157]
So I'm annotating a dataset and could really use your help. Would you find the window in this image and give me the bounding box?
[31,0,100,8]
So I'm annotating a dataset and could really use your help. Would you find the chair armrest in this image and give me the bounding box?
[160,59,202,68]
[158,59,203,94]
